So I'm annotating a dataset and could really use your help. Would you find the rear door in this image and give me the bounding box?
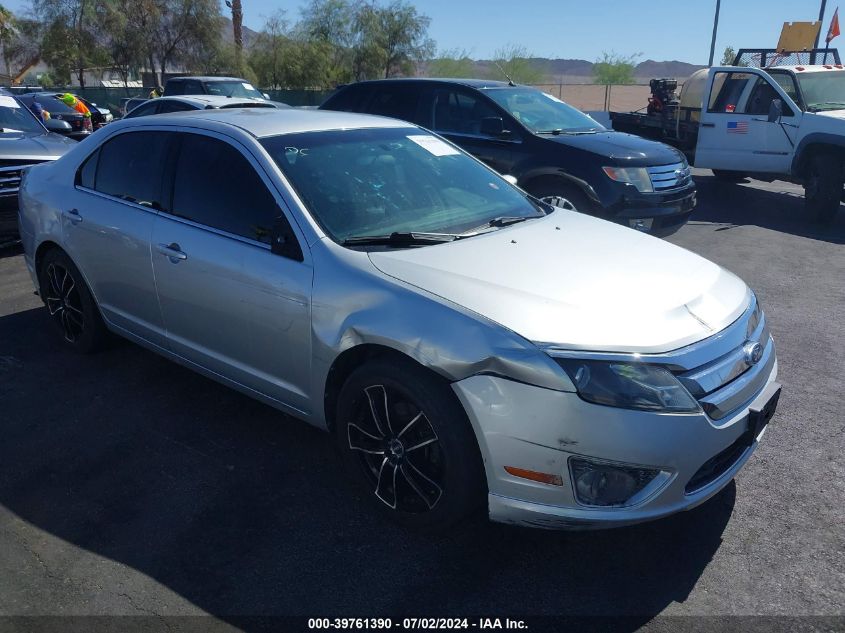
[150,131,313,412]
[695,68,800,172]
[62,130,171,347]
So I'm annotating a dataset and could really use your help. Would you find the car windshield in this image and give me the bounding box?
[20,94,79,114]
[485,87,605,133]
[0,97,46,133]
[796,71,845,110]
[204,81,264,99]
[260,127,545,243]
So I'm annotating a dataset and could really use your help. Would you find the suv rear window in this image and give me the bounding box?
[363,86,421,122]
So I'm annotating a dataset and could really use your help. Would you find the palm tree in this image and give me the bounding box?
[225,0,243,75]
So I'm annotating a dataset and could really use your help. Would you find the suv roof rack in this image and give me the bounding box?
[732,48,841,67]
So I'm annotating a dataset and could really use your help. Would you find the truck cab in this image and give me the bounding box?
[611,51,845,223]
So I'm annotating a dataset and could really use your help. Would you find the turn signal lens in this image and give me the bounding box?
[504,466,563,486]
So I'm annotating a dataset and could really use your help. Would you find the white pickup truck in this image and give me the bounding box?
[611,55,845,223]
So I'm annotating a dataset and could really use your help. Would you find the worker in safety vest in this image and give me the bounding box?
[60,93,91,118]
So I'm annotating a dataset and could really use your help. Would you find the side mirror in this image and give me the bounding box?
[502,175,518,186]
[271,218,303,261]
[768,98,783,123]
[45,119,72,134]
[480,116,508,137]
[263,93,270,100]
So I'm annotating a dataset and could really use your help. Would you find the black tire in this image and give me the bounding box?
[804,155,842,224]
[335,356,485,530]
[38,248,108,353]
[527,178,596,215]
[712,169,747,182]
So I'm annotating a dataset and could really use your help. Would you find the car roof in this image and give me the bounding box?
[168,76,252,83]
[340,77,516,90]
[155,95,270,107]
[112,107,413,138]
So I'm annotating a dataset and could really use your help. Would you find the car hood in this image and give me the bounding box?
[368,211,750,354]
[0,130,76,159]
[543,130,684,166]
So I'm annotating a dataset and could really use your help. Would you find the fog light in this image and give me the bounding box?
[569,457,659,507]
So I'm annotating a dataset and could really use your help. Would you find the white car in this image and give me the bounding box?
[18,108,781,530]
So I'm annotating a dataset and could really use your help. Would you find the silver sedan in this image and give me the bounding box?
[18,108,780,530]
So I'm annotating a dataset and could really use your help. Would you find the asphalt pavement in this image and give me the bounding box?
[0,171,843,632]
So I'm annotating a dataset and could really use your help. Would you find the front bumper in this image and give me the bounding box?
[602,182,697,237]
[452,358,778,530]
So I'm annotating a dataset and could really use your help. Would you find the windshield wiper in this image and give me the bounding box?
[537,128,564,135]
[341,231,458,247]
[461,214,543,235]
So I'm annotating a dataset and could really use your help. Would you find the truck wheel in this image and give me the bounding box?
[804,155,842,224]
[528,180,596,214]
[712,169,747,182]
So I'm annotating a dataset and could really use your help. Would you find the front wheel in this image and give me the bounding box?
[804,155,842,224]
[527,179,596,214]
[335,357,485,530]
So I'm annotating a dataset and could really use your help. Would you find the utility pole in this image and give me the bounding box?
[708,0,722,66]
[812,0,827,64]
[226,0,244,74]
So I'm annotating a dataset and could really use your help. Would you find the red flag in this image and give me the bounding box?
[826,8,840,44]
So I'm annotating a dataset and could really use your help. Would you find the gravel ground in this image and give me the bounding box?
[0,171,842,631]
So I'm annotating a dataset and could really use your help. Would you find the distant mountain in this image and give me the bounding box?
[437,56,706,84]
[220,17,260,49]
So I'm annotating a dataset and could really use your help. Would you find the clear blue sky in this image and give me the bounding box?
[3,0,837,64]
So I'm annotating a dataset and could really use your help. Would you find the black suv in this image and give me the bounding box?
[321,79,696,236]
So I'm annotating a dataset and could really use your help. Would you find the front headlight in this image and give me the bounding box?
[555,359,700,413]
[602,166,653,193]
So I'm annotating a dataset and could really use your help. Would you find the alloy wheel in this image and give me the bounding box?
[540,195,576,210]
[347,384,444,512]
[44,263,84,343]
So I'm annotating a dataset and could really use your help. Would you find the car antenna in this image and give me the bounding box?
[494,61,516,86]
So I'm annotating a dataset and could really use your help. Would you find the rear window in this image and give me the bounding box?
[20,95,78,114]
[321,85,367,112]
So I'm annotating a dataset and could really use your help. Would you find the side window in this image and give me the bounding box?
[95,131,171,207]
[708,72,756,113]
[125,101,158,118]
[322,85,366,112]
[364,86,421,122]
[185,80,204,94]
[166,81,184,96]
[433,89,501,136]
[76,149,99,189]
[745,77,793,116]
[770,72,802,107]
[171,134,281,245]
[157,100,195,114]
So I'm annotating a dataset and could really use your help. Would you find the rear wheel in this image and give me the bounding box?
[38,249,108,353]
[335,357,485,530]
[712,169,747,182]
[804,155,842,224]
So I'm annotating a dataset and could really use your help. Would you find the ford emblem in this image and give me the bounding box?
[742,341,764,365]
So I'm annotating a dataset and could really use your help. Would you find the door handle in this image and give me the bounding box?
[156,242,187,262]
[62,208,83,224]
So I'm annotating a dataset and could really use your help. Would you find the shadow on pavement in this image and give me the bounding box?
[691,174,845,244]
[0,306,735,627]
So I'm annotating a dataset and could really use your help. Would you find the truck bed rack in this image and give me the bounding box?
[732,48,841,67]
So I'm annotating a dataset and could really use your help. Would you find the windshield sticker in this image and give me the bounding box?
[543,93,564,103]
[407,134,460,156]
[0,96,20,108]
[242,82,255,91]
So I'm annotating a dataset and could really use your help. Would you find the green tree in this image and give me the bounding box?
[299,0,354,83]
[148,0,222,84]
[357,0,433,79]
[489,44,544,84]
[593,51,640,85]
[0,4,18,79]
[428,48,475,78]
[721,46,736,65]
[33,0,109,87]
[99,0,148,90]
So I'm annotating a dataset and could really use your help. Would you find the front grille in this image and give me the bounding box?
[674,297,772,420]
[0,161,49,197]
[685,432,750,493]
[647,162,692,191]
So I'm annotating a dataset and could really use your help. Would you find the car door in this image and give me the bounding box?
[151,131,313,413]
[430,87,520,175]
[695,68,801,173]
[62,130,171,347]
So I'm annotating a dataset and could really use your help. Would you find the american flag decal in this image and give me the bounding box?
[727,121,749,134]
